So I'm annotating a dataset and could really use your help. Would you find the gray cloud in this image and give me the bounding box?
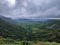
[0,0,60,19]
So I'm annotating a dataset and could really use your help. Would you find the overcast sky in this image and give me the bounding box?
[0,0,60,19]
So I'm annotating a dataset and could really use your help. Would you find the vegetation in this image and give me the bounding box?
[0,16,60,45]
[0,38,60,45]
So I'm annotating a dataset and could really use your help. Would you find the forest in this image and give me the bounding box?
[0,16,60,45]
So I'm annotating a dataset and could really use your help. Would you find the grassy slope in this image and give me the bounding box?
[0,38,60,45]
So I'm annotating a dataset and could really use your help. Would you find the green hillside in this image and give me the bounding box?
[0,17,60,43]
[0,17,26,40]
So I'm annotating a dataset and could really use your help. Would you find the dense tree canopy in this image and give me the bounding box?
[0,17,60,43]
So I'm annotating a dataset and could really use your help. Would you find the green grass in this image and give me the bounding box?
[0,41,60,45]
[0,43,60,45]
[0,38,60,45]
[34,41,60,45]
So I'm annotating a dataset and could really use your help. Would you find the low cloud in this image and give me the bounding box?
[0,0,60,19]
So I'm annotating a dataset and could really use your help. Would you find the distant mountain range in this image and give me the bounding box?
[0,16,48,24]
[0,15,17,24]
[0,15,60,24]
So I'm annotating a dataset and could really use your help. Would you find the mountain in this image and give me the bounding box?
[15,18,37,24]
[0,15,17,24]
[15,18,48,22]
[15,18,33,22]
[37,19,60,30]
[0,16,26,39]
[14,18,49,25]
[0,15,11,21]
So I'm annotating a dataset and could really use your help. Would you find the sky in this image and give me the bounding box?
[0,0,60,19]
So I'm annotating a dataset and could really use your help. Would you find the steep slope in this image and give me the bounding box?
[42,20,60,29]
[0,16,26,39]
[33,19,60,30]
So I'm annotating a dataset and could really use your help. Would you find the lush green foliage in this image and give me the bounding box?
[0,17,60,43]
[0,38,60,45]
